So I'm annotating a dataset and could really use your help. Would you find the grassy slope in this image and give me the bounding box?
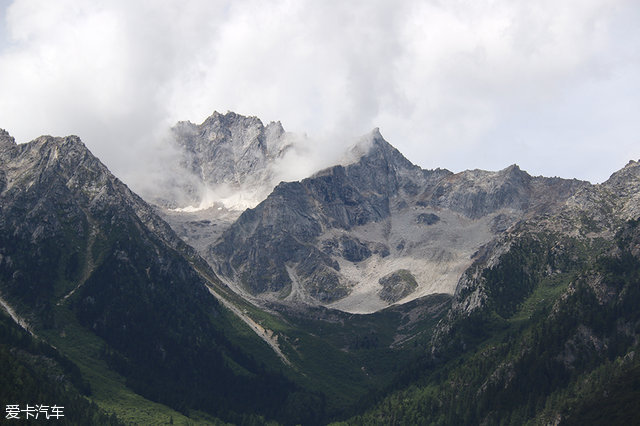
[0,310,124,425]
[39,307,226,425]
[196,267,453,420]
[197,265,444,414]
[42,278,435,424]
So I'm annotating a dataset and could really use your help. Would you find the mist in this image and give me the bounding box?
[158,125,364,211]
[0,0,639,196]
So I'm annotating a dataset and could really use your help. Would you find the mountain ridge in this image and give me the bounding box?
[0,130,324,424]
[207,126,588,312]
[3,113,640,424]
[163,110,295,210]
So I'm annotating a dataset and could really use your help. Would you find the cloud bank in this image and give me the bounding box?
[0,0,638,191]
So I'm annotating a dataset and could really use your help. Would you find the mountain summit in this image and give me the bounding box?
[0,130,320,423]
[165,111,295,210]
[3,114,640,424]
[174,111,290,187]
[208,128,586,312]
[0,128,15,149]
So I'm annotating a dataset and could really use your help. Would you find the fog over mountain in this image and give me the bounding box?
[150,111,349,211]
[3,118,640,423]
[3,1,640,424]
[1,0,639,194]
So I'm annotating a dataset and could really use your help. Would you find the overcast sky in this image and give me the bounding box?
[1,0,639,189]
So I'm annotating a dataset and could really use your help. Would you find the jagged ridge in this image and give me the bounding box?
[0,131,320,423]
[163,111,294,209]
[209,129,587,312]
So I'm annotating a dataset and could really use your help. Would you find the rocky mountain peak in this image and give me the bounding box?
[264,120,287,156]
[0,129,16,148]
[424,161,592,222]
[1,132,201,262]
[603,159,640,187]
[365,129,410,160]
[200,110,265,135]
[343,128,414,169]
[211,125,582,311]
[599,159,640,220]
[190,111,289,160]
[500,163,524,176]
[29,135,95,170]
[456,164,528,185]
[161,111,297,210]
[0,134,112,201]
[34,134,85,150]
[495,163,531,186]
[601,159,640,201]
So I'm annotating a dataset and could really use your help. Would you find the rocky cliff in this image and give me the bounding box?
[208,129,587,312]
[163,111,295,210]
[174,111,289,186]
[0,130,314,423]
[431,156,640,357]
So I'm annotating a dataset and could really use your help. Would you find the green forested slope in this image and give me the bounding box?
[340,220,640,425]
[0,136,322,425]
[0,312,123,425]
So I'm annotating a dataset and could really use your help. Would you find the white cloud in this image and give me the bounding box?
[0,0,638,189]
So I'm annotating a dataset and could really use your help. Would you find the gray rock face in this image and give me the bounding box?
[173,111,289,185]
[0,132,216,319]
[600,160,640,220]
[437,158,640,338]
[150,112,301,258]
[165,111,293,209]
[416,213,440,225]
[209,130,432,302]
[0,129,16,149]
[421,164,587,219]
[208,129,587,312]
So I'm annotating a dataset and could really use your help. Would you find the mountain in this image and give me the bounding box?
[174,111,290,189]
[208,129,587,313]
[159,110,296,210]
[440,159,640,322]
[0,130,323,424]
[0,125,453,425]
[152,111,301,262]
[3,113,640,425]
[344,160,640,424]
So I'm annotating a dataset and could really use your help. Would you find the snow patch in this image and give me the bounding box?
[170,183,264,212]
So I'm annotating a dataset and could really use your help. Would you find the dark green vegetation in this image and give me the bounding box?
[276,293,452,418]
[340,220,640,425]
[3,131,640,425]
[0,134,453,425]
[0,312,123,424]
[0,137,320,424]
[378,269,418,303]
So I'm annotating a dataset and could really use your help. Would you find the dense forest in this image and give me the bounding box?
[0,313,123,424]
